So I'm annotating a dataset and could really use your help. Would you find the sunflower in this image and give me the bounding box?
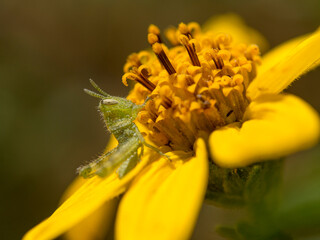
[24,14,320,240]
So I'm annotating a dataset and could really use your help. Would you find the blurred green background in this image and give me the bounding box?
[0,0,319,239]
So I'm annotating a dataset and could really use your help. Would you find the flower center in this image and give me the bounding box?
[122,22,261,151]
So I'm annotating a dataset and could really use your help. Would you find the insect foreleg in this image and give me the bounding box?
[133,124,171,161]
[143,141,171,161]
[133,96,152,113]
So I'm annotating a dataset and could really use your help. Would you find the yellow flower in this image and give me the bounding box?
[24,14,320,240]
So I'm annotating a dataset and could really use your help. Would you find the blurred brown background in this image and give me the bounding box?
[0,0,319,239]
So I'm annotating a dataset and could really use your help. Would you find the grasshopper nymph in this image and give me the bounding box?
[78,79,168,179]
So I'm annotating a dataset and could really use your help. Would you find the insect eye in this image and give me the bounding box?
[102,99,119,105]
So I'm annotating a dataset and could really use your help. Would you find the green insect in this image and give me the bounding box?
[77,79,168,179]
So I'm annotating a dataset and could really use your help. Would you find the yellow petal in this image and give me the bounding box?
[202,13,268,52]
[116,139,208,240]
[61,177,118,240]
[23,150,152,240]
[258,34,309,76]
[59,135,119,204]
[209,94,320,168]
[247,28,320,100]
[65,199,118,240]
[60,135,120,240]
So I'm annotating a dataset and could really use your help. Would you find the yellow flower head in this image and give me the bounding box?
[122,17,320,168]
[123,22,261,152]
[24,14,320,240]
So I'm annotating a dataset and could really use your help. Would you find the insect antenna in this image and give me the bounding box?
[89,79,112,97]
[84,89,106,99]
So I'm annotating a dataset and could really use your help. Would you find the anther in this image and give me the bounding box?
[205,49,224,69]
[158,85,173,108]
[217,56,224,69]
[151,43,176,75]
[123,53,142,72]
[215,33,232,49]
[187,22,201,36]
[148,33,159,45]
[148,24,162,43]
[122,68,156,92]
[179,35,201,67]
[138,65,151,80]
[162,97,172,108]
[178,22,192,39]
[185,75,194,86]
[148,29,176,75]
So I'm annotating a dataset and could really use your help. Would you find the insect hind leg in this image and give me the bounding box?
[117,151,139,178]
[77,147,117,178]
